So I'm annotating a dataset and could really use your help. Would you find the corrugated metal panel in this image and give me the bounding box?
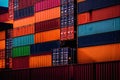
[77,5,120,24]
[77,0,120,13]
[68,26,74,40]
[96,62,120,80]
[73,64,94,80]
[61,27,68,40]
[30,40,60,54]
[13,34,34,47]
[0,59,5,68]
[12,45,30,58]
[35,18,60,32]
[35,29,60,43]
[78,17,120,37]
[0,40,5,50]
[13,24,35,37]
[35,0,60,12]
[14,6,34,19]
[0,50,5,59]
[6,38,12,49]
[12,56,29,70]
[77,43,120,63]
[35,7,60,23]
[29,54,52,68]
[0,31,6,40]
[78,31,120,48]
[13,16,35,28]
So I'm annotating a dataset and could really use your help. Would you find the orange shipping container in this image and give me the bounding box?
[29,54,52,68]
[77,43,120,64]
[0,31,6,40]
[35,7,60,23]
[13,24,35,37]
[77,0,86,3]
[14,16,35,28]
[35,29,60,43]
[0,59,5,68]
[5,20,14,24]
[0,40,5,50]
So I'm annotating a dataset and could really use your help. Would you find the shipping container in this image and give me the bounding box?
[35,18,60,32]
[0,59,5,68]
[14,6,34,19]
[77,0,86,3]
[67,26,74,40]
[77,0,120,13]
[0,13,9,22]
[61,27,68,40]
[35,29,60,43]
[13,16,35,28]
[18,0,35,9]
[13,34,34,47]
[12,45,30,58]
[0,31,6,40]
[52,47,76,66]
[35,7,60,23]
[73,64,94,80]
[77,5,120,24]
[29,54,52,68]
[78,17,120,37]
[0,50,5,59]
[6,29,13,39]
[0,40,5,50]
[13,24,35,37]
[30,40,60,54]
[12,56,29,70]
[5,20,14,24]
[35,0,60,12]
[78,30,120,48]
[77,43,120,64]
[6,38,12,49]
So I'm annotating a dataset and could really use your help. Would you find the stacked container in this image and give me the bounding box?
[60,0,75,40]
[29,0,61,68]
[11,0,35,70]
[0,23,13,69]
[52,47,76,66]
[77,0,120,64]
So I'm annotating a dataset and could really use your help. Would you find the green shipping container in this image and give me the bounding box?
[12,46,30,58]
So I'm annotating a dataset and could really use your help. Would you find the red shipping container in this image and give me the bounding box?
[0,50,5,59]
[0,13,9,22]
[61,27,68,40]
[12,56,29,70]
[18,0,35,9]
[35,0,60,12]
[9,0,14,20]
[68,26,74,40]
[35,18,60,32]
[77,5,120,25]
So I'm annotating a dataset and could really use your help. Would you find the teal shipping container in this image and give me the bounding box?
[13,34,34,47]
[12,46,30,58]
[78,17,120,37]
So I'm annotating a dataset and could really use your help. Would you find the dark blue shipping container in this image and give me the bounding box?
[30,40,60,55]
[6,38,12,49]
[14,6,34,20]
[78,30,120,48]
[77,0,120,13]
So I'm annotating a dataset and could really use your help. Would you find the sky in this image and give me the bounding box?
[0,0,8,7]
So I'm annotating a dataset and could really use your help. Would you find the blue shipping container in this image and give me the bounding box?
[14,6,34,20]
[30,40,60,54]
[78,17,120,37]
[77,0,120,13]
[13,34,34,47]
[78,30,120,48]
